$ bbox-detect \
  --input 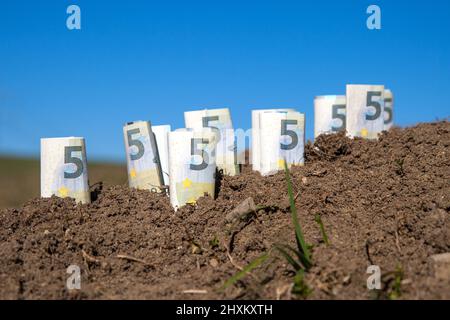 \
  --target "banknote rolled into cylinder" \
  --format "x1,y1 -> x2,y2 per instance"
346,84 -> 385,139
40,137 -> 90,204
184,108 -> 239,176
152,125 -> 171,187
168,128 -> 218,210
251,108 -> 293,172
384,89 -> 394,131
259,110 -> 305,176
314,95 -> 346,138
123,121 -> 163,192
